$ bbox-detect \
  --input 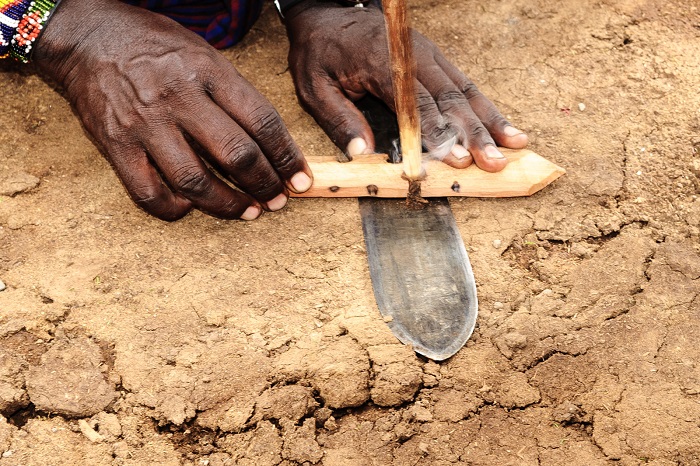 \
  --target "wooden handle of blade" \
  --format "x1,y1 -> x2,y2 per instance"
381,0 -> 423,181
